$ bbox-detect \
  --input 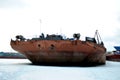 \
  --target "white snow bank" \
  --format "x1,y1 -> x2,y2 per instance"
0,59 -> 120,80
